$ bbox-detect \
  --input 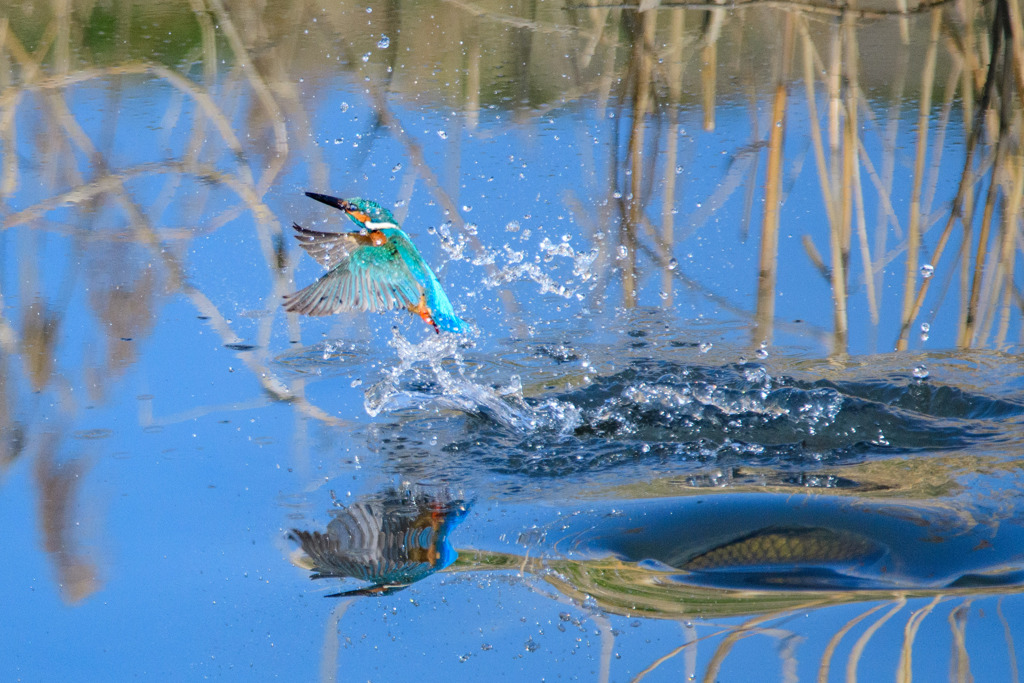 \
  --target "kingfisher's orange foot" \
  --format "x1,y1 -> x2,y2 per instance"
409,296 -> 441,334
